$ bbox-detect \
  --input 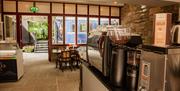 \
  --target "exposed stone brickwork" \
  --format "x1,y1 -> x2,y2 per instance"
121,4 -> 179,44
